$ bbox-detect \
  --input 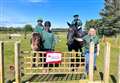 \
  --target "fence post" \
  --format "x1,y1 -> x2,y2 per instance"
89,42 -> 94,81
0,41 -> 4,83
15,42 -> 21,83
118,55 -> 120,83
104,42 -> 110,83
